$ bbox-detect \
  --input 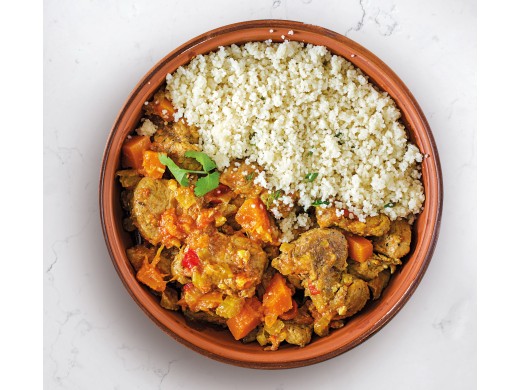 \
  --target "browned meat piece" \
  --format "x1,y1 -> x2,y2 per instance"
126,244 -> 176,277
131,177 -> 176,246
219,160 -> 266,197
283,323 -> 313,347
151,119 -> 201,171
171,231 -> 268,298
160,286 -> 179,310
311,273 -> 369,335
316,207 -> 391,237
273,228 -> 371,336
116,169 -> 142,189
256,321 -> 313,350
348,253 -> 401,281
367,269 -> 391,300
183,308 -> 227,327
272,228 -> 348,311
373,219 -> 412,259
